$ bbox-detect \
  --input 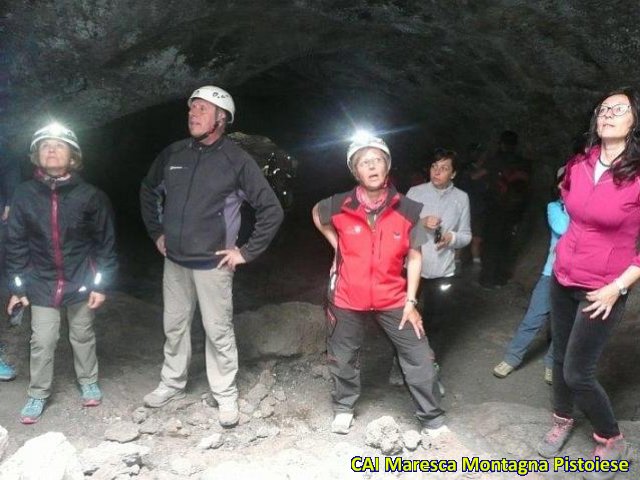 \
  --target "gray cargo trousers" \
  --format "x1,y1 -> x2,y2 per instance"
327,305 -> 445,428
